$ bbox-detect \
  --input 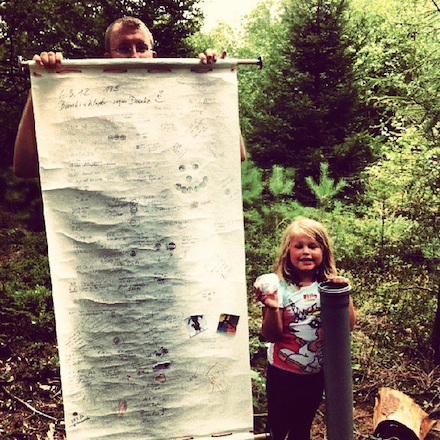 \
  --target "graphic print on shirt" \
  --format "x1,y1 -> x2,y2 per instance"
276,300 -> 322,374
